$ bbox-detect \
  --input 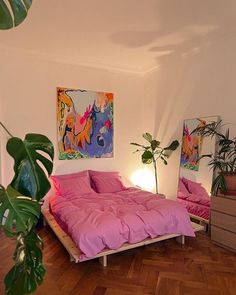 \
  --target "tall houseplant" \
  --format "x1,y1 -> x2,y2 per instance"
192,120 -> 236,195
0,122 -> 54,295
131,133 -> 179,194
0,2 -> 54,294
